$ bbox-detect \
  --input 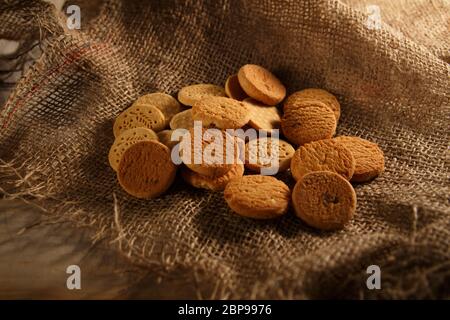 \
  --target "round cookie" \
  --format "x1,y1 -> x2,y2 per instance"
237,64 -> 286,105
181,163 -> 244,191
245,137 -> 295,174
281,101 -> 336,146
192,96 -> 250,129
180,127 -> 240,177
243,98 -> 281,133
224,175 -> 290,219
225,74 -> 248,101
108,127 -> 158,171
113,104 -> 165,138
333,136 -> 385,182
132,92 -> 181,126
169,109 -> 194,130
292,171 -> 356,230
117,140 -> 177,199
157,129 -> 179,150
290,139 -> 355,181
178,84 -> 226,107
284,88 -> 341,120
